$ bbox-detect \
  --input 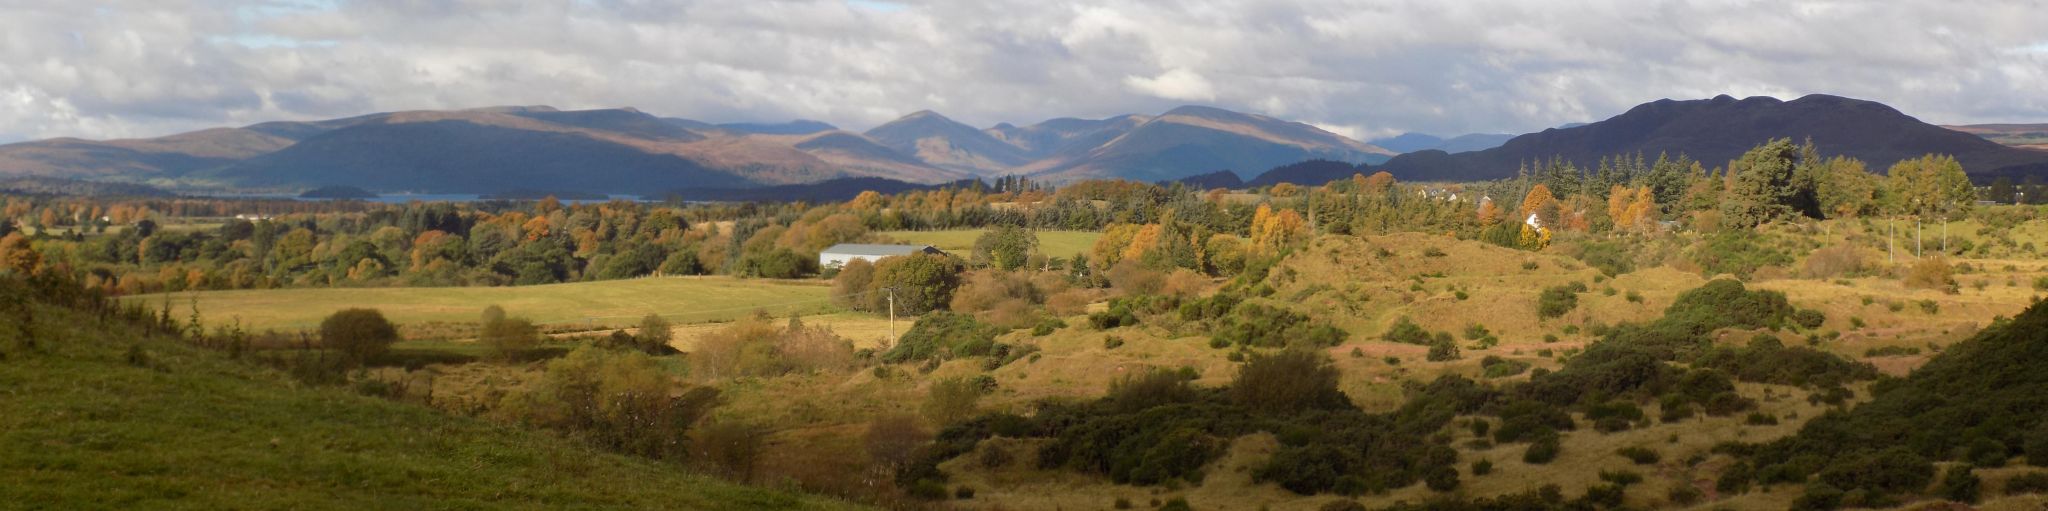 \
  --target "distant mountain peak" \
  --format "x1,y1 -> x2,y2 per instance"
1160,104 -> 1248,120
717,119 -> 838,135
465,105 -> 560,114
